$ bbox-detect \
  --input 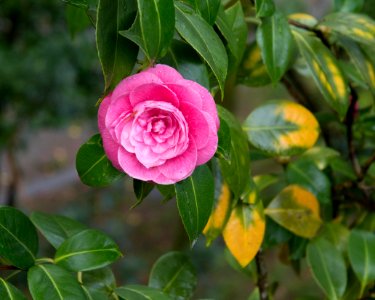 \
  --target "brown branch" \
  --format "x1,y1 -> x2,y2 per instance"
0,265 -> 20,271
255,250 -> 269,300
